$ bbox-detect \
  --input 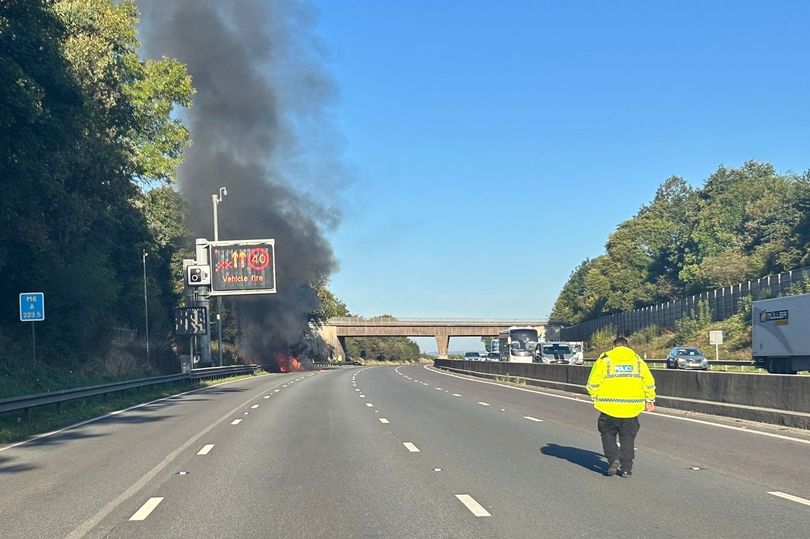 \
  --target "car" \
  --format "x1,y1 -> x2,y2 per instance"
487,351 -> 500,361
464,351 -> 481,361
666,347 -> 709,370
